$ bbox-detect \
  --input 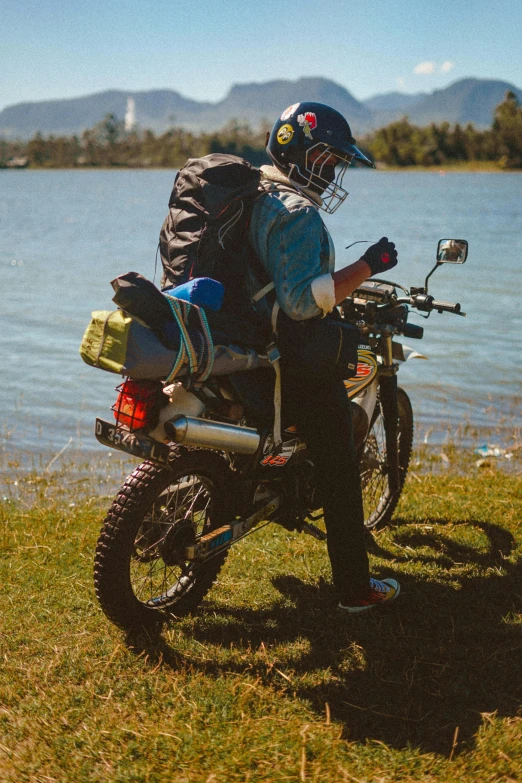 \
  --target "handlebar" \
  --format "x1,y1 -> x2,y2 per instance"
396,293 -> 466,316
431,299 -> 463,314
